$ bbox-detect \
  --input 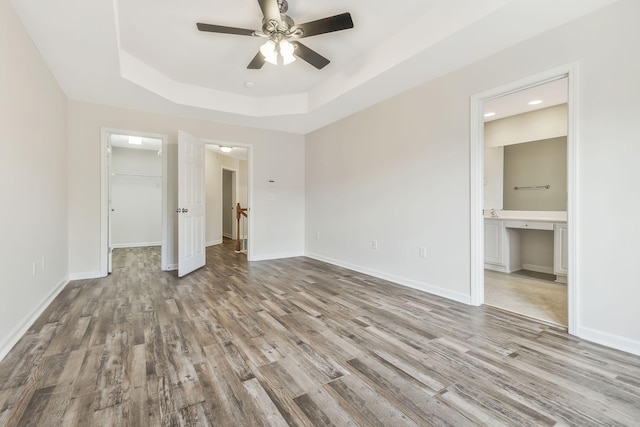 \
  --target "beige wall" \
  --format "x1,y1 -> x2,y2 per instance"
68,101 -> 305,275
485,104 -> 568,148
0,0 -> 68,358
306,0 -> 640,353
503,137 -> 567,211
